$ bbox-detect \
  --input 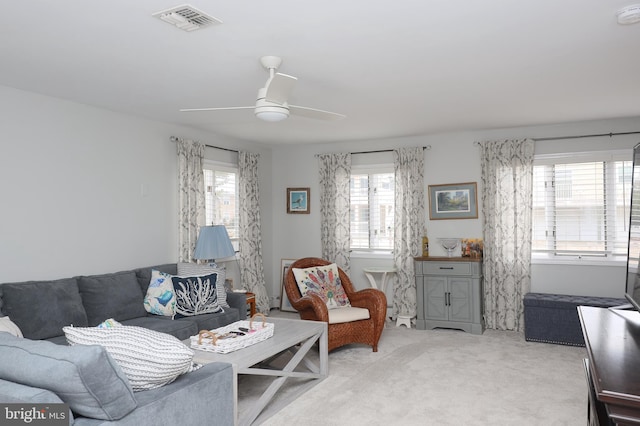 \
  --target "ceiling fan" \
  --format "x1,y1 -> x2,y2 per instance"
180,56 -> 345,122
